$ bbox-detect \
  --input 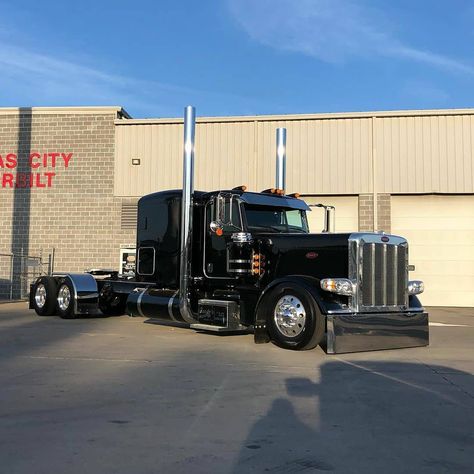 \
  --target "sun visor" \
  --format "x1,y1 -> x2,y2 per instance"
240,192 -> 310,211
